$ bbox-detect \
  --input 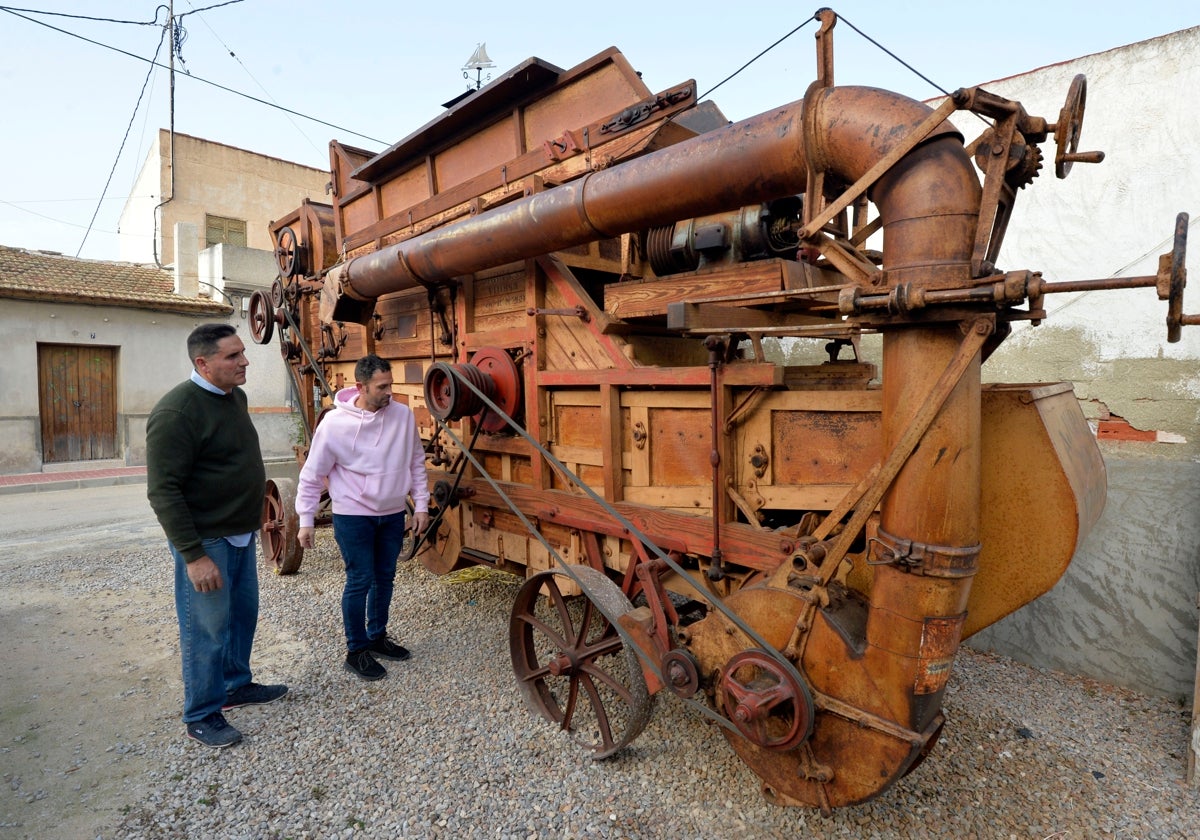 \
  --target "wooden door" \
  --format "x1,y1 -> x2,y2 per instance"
37,344 -> 118,463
